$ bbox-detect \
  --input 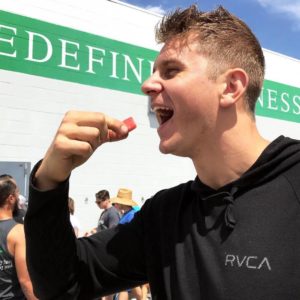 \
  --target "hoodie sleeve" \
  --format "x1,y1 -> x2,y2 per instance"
24,162 -> 147,300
